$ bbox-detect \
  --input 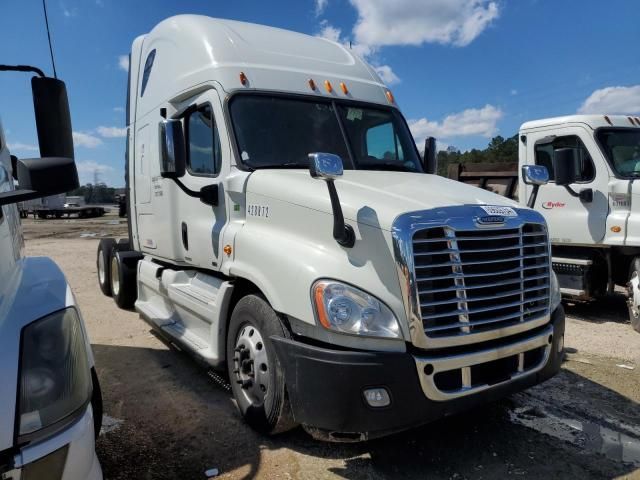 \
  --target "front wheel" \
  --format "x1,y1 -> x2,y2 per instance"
226,295 -> 297,434
628,258 -> 640,333
97,238 -> 117,296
